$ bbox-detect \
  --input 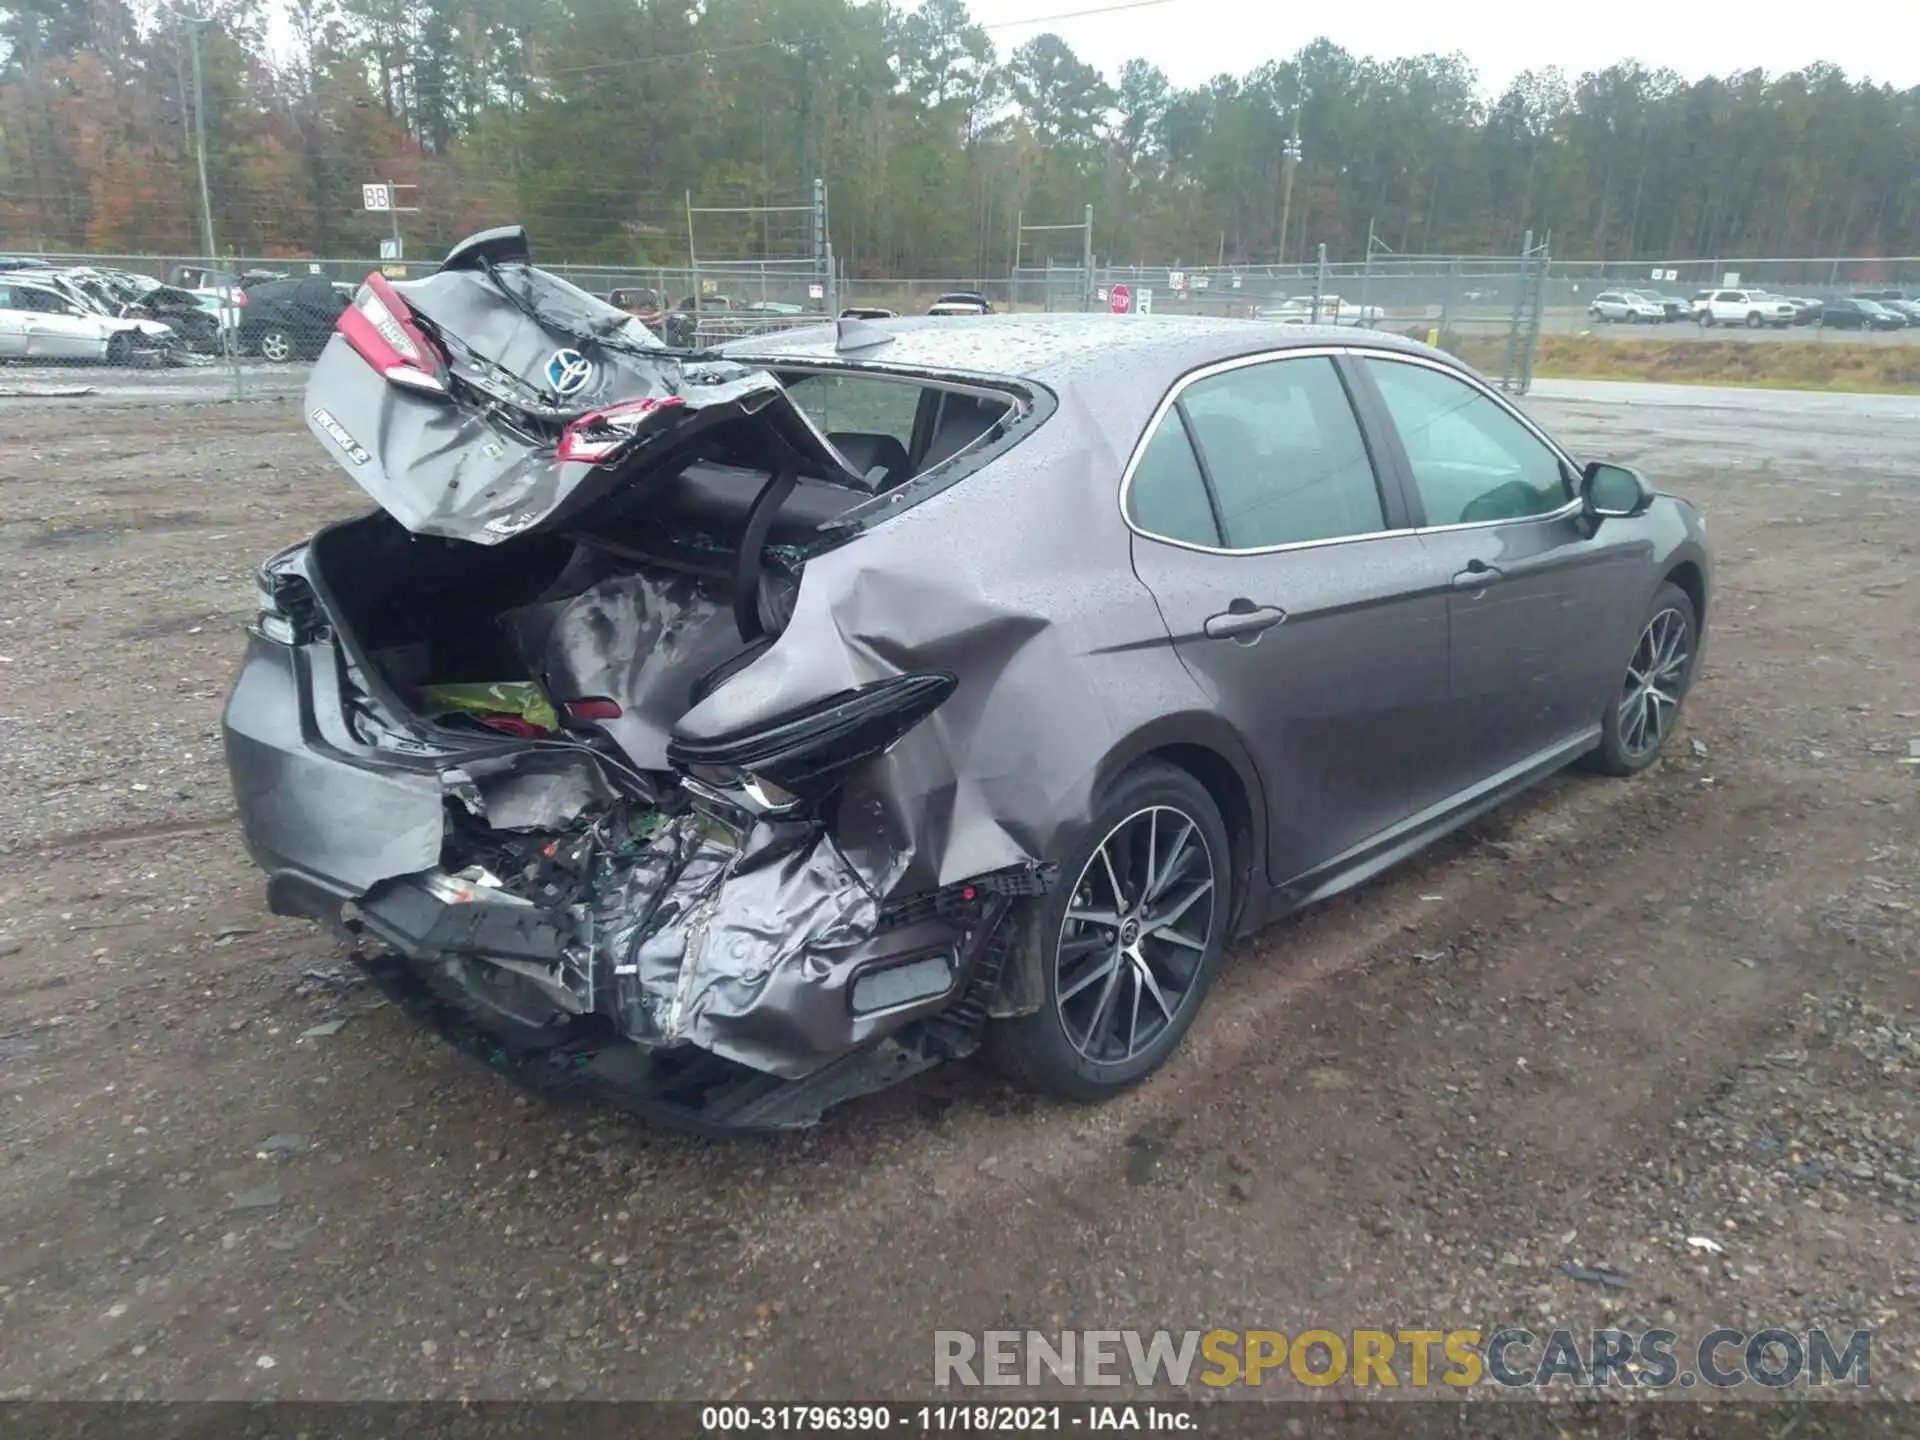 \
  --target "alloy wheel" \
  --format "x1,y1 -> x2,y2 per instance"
1619,607 -> 1691,758
260,330 -> 293,363
1055,805 -> 1217,1064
